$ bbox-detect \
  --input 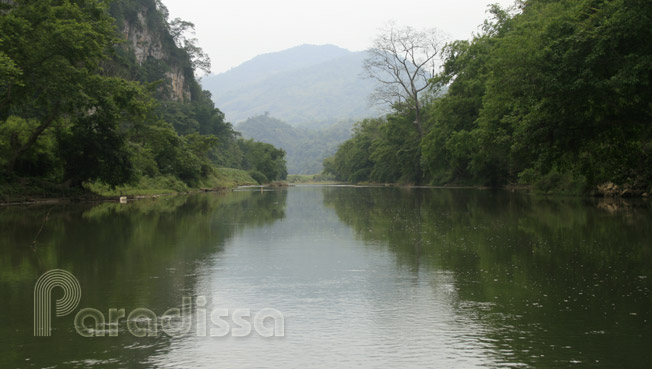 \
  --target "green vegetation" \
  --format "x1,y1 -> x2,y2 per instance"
208,167 -> 258,188
0,176 -> 96,203
324,0 -> 652,195
85,175 -> 188,196
237,113 -> 352,174
85,168 -> 256,196
0,0 -> 286,200
237,138 -> 287,183
287,173 -> 336,184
